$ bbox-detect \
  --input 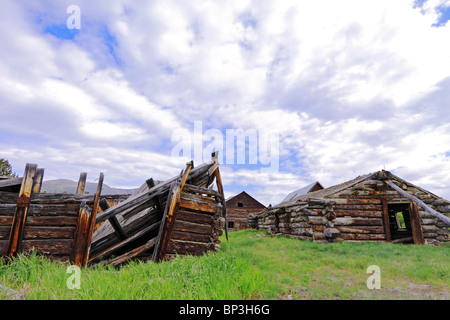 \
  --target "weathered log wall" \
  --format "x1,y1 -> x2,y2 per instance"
253,174 -> 449,245
255,199 -> 340,243
0,191 -> 127,261
330,178 -> 449,245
